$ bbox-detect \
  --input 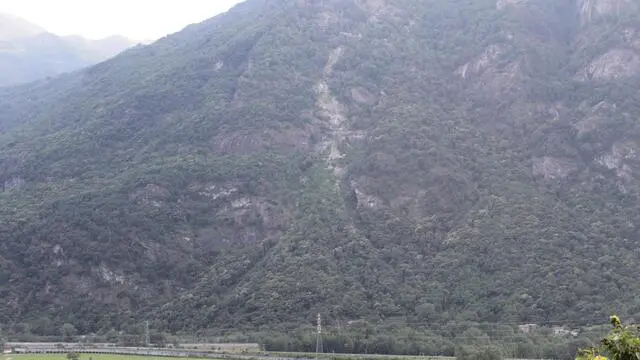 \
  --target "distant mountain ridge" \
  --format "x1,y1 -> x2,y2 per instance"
0,13 -> 46,40
0,12 -> 139,86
